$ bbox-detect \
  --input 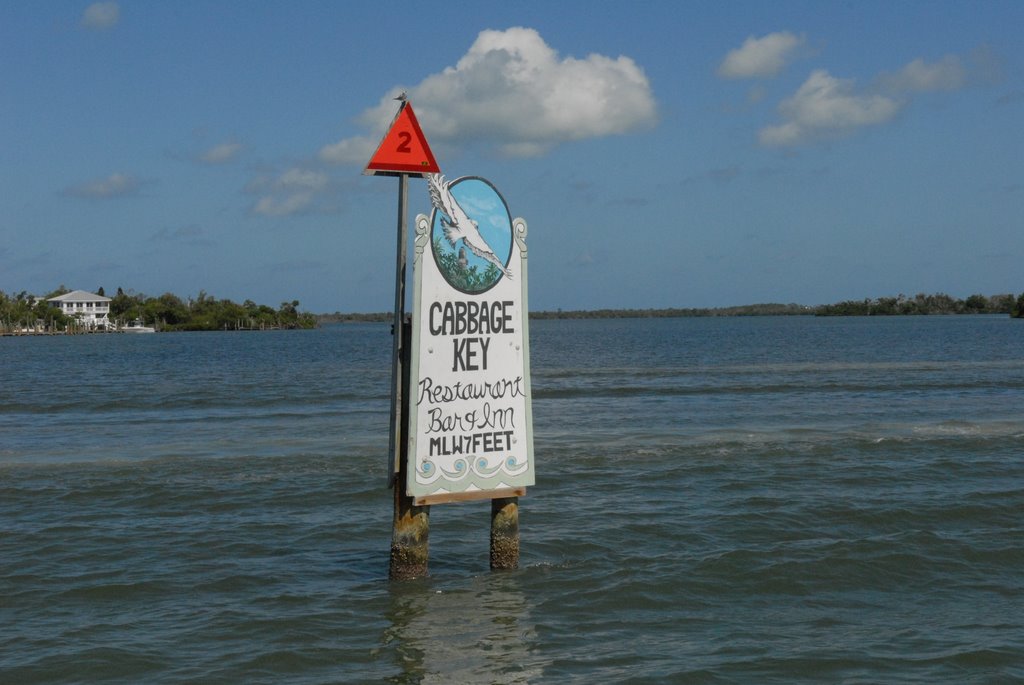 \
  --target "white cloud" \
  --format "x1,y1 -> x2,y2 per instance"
64,172 -> 142,198
253,194 -> 313,217
320,27 -> 657,161
278,168 -> 328,191
81,2 -> 119,30
718,32 -> 806,79
200,142 -> 243,164
249,168 -> 329,216
318,136 -> 377,165
759,69 -> 901,146
878,55 -> 967,93
758,51 -> 980,147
